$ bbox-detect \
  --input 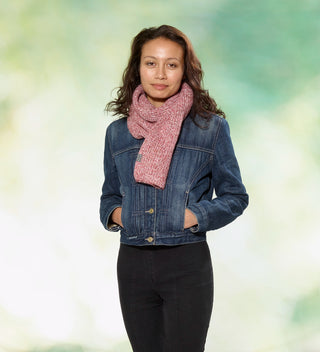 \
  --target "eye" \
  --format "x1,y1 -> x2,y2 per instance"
168,63 -> 177,69
146,61 -> 155,66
